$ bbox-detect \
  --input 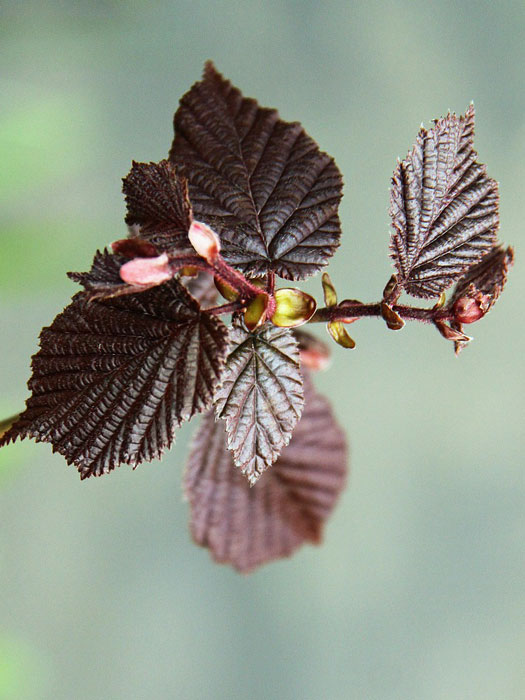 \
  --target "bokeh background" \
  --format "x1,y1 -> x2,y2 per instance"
1,1 -> 524,698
